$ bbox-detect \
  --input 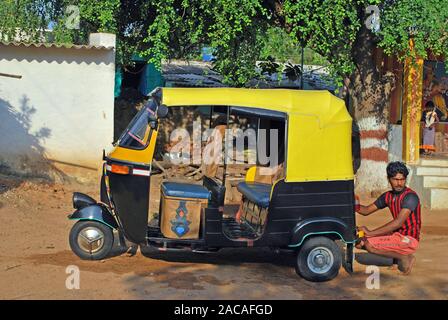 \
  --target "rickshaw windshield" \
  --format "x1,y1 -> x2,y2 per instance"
118,99 -> 157,149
